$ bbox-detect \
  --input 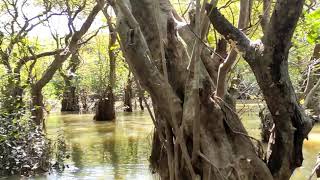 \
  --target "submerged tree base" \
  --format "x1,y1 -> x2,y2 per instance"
94,90 -> 115,121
